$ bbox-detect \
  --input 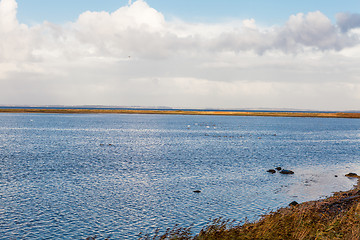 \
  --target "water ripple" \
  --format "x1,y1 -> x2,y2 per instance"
1,114 -> 360,239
